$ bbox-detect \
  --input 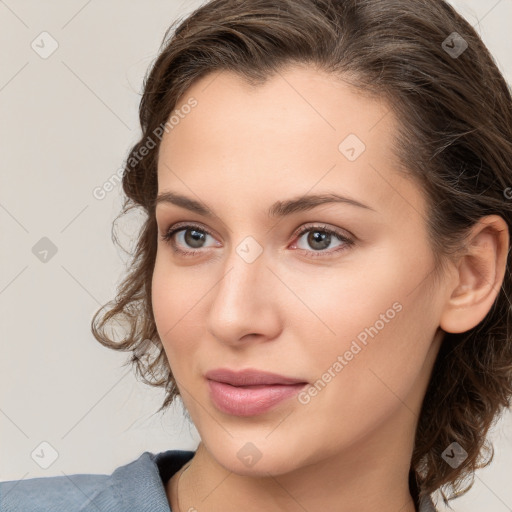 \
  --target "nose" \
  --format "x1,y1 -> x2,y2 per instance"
206,243 -> 282,346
